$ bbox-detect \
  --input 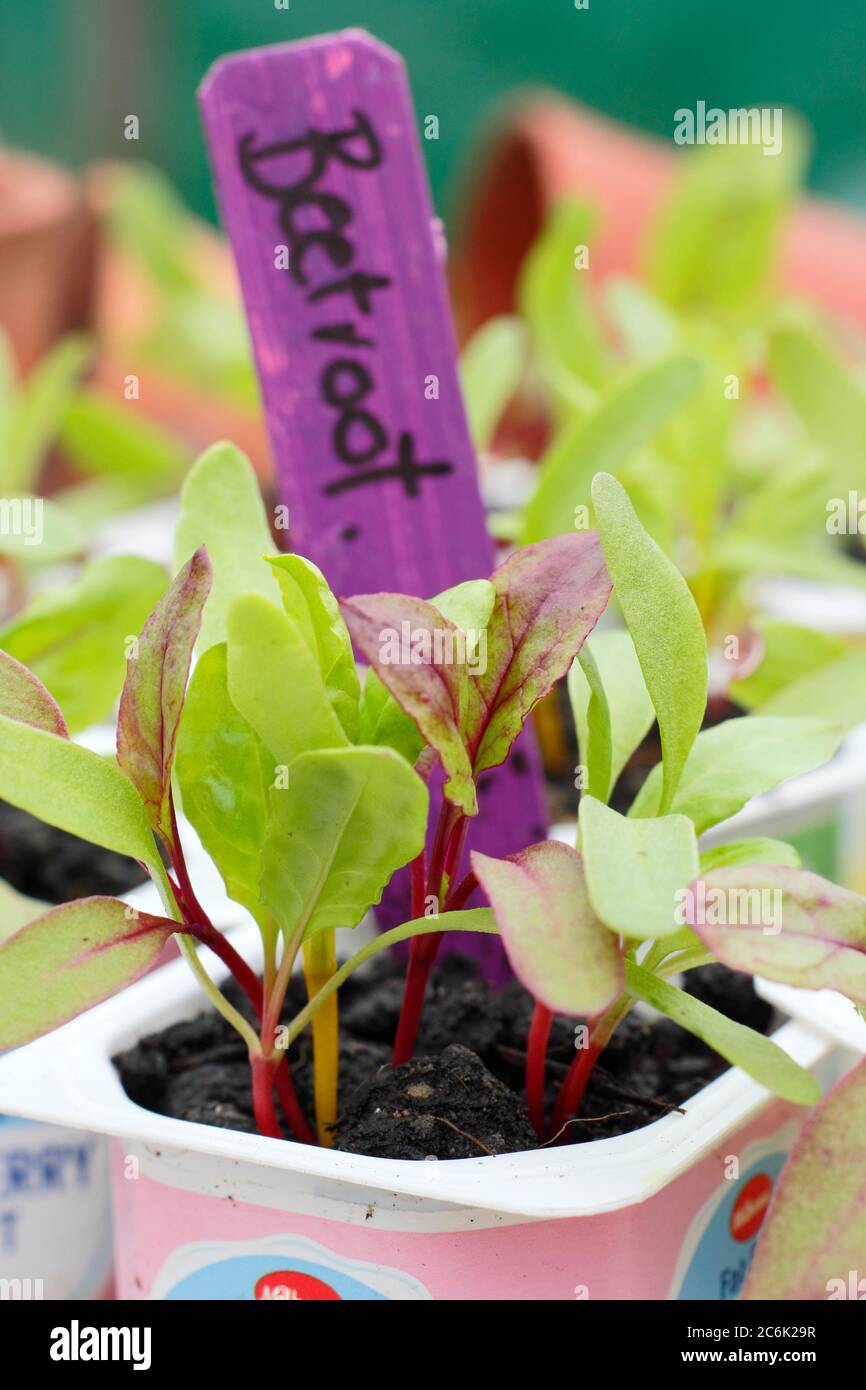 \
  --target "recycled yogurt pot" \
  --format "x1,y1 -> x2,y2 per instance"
0,920 -> 855,1302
